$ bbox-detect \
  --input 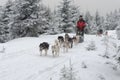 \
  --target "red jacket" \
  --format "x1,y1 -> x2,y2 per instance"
77,20 -> 86,31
